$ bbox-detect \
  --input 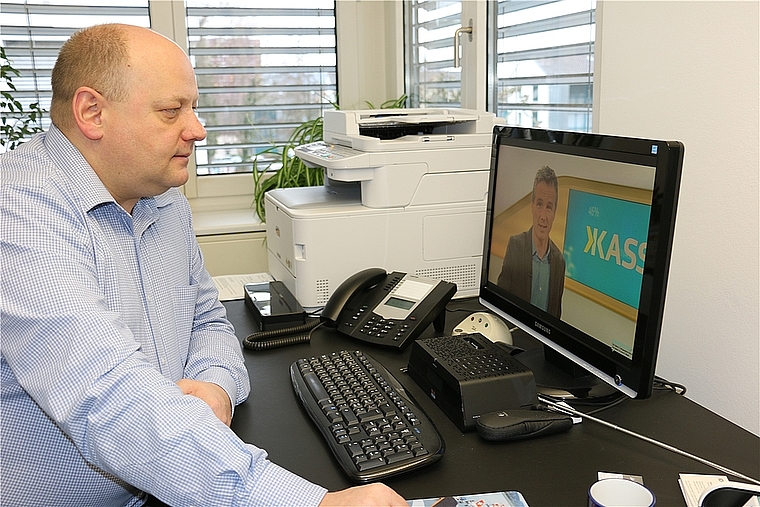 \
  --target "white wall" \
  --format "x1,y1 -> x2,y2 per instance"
336,1 -> 404,110
594,1 -> 759,435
